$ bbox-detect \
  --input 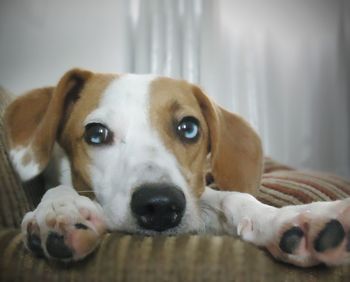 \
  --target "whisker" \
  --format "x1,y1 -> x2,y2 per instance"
77,190 -> 95,195
200,202 -> 225,215
196,216 -> 206,232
